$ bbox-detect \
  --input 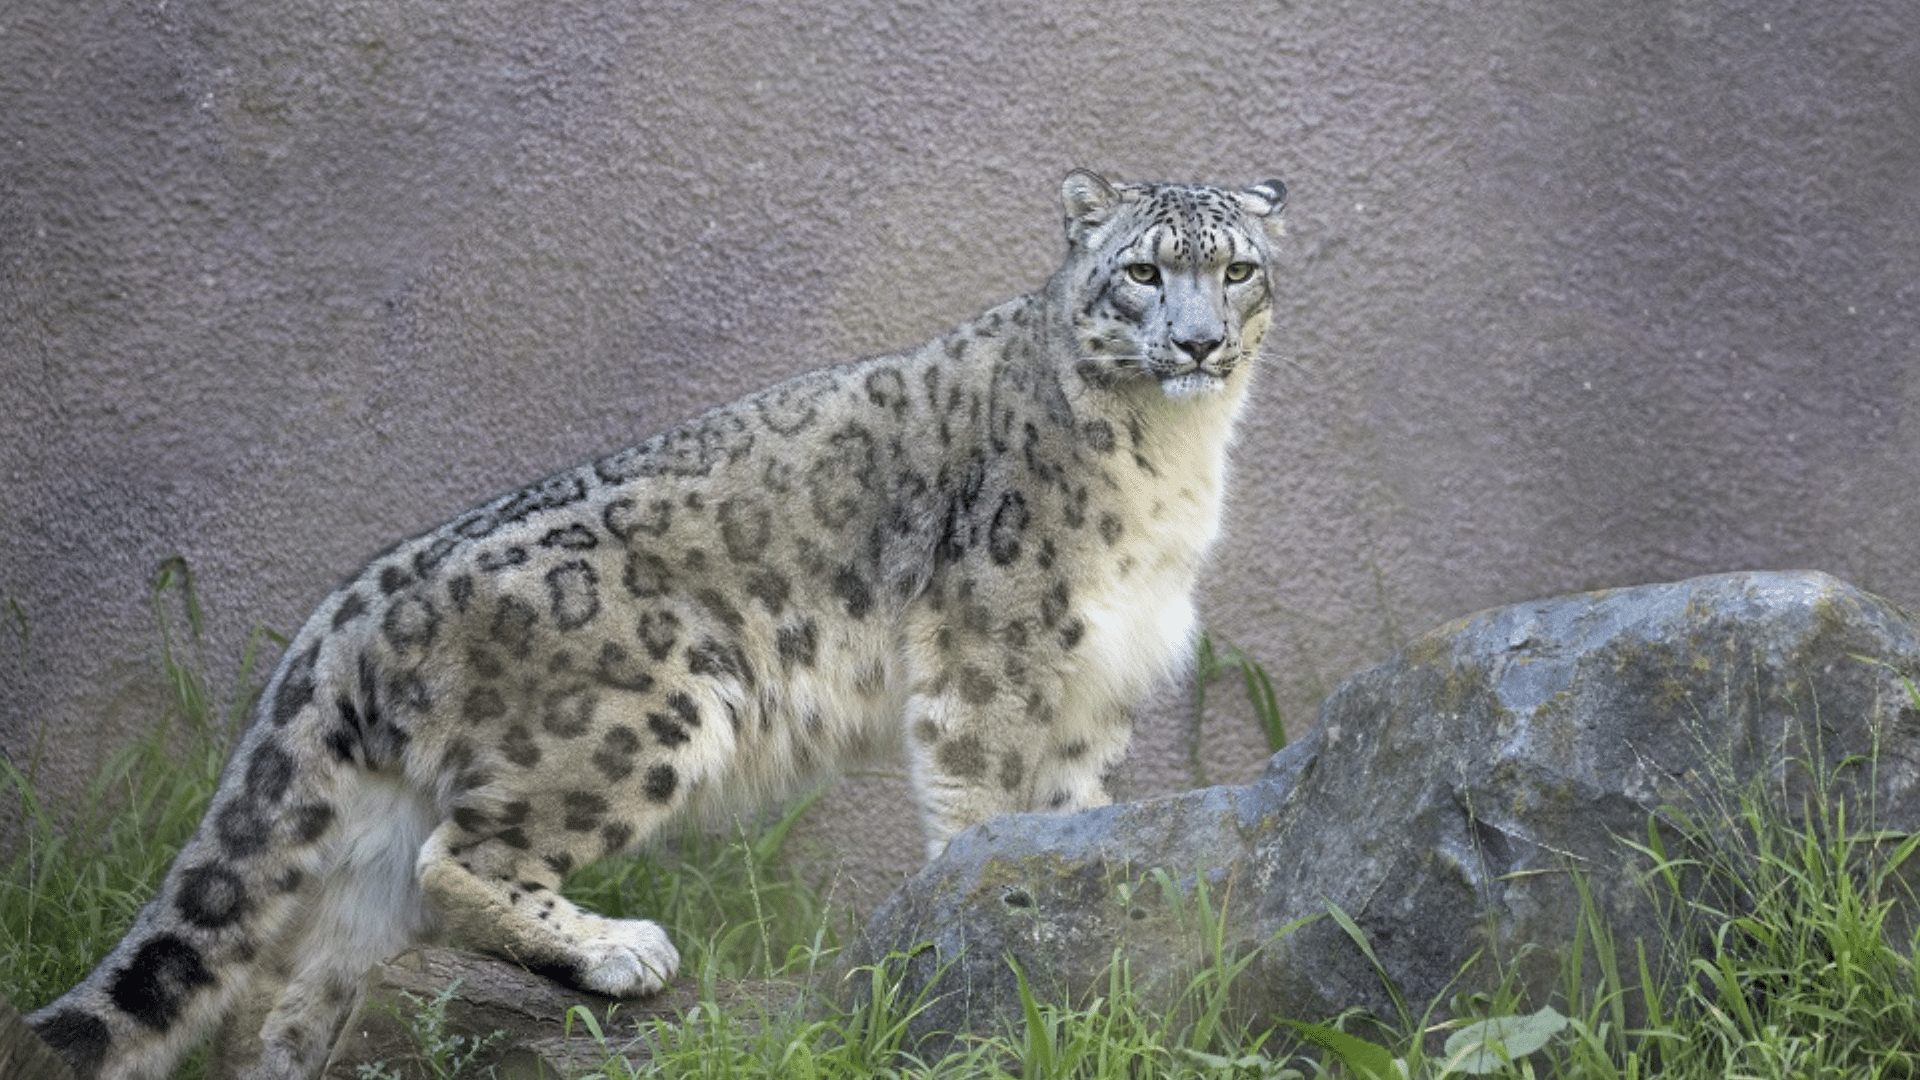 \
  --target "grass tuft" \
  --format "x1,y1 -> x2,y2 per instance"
2,560 -> 253,1013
